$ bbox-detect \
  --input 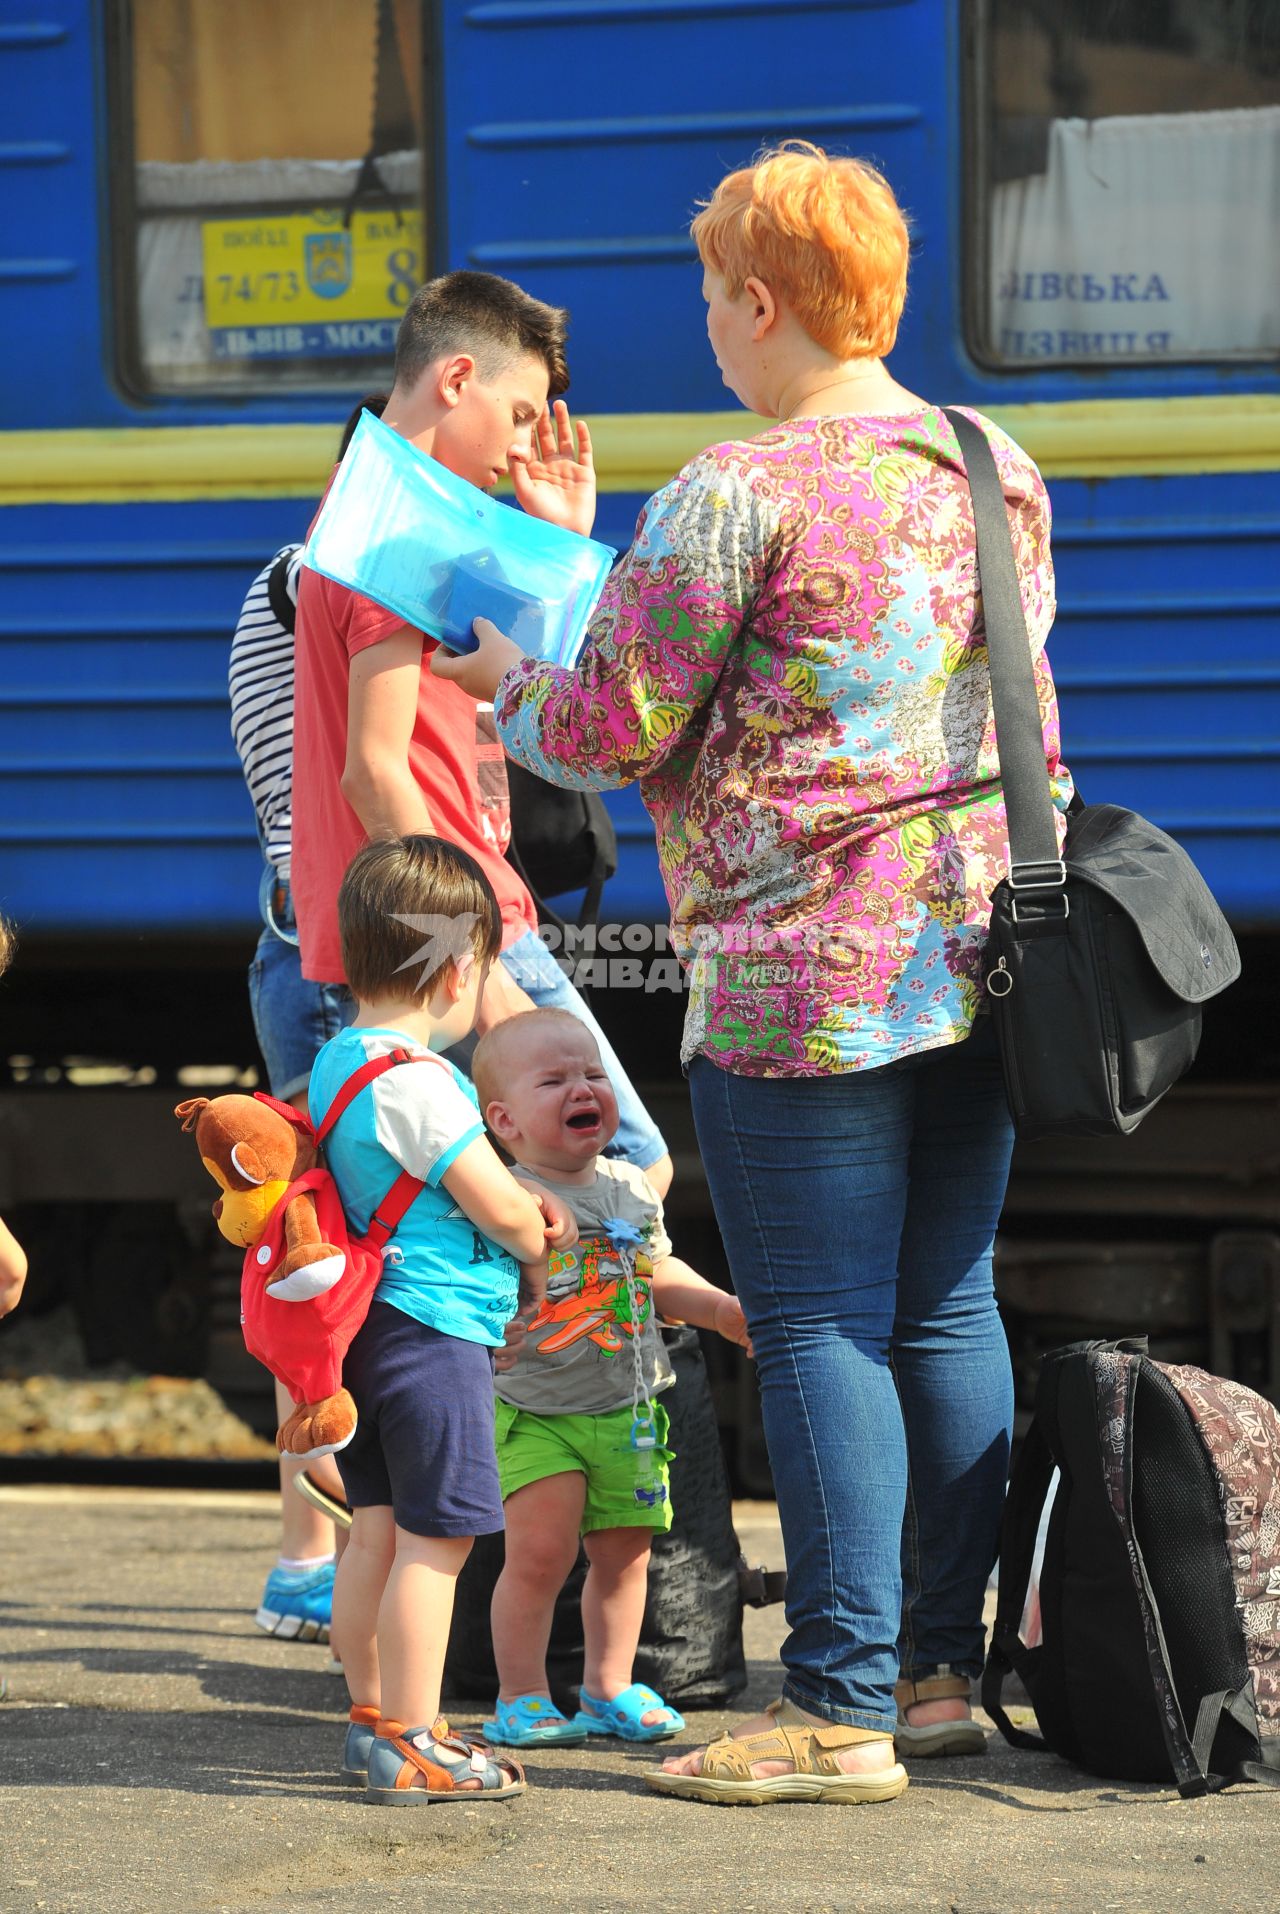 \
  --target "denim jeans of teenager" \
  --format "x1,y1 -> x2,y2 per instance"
247,869 -> 352,1102
689,1019 -> 1015,1731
